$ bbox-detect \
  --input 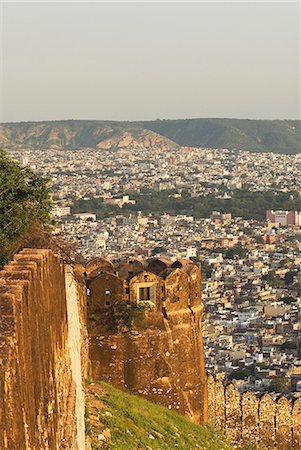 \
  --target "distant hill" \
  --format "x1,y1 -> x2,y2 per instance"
0,120 -> 178,151
143,118 -> 301,154
1,118 -> 300,153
